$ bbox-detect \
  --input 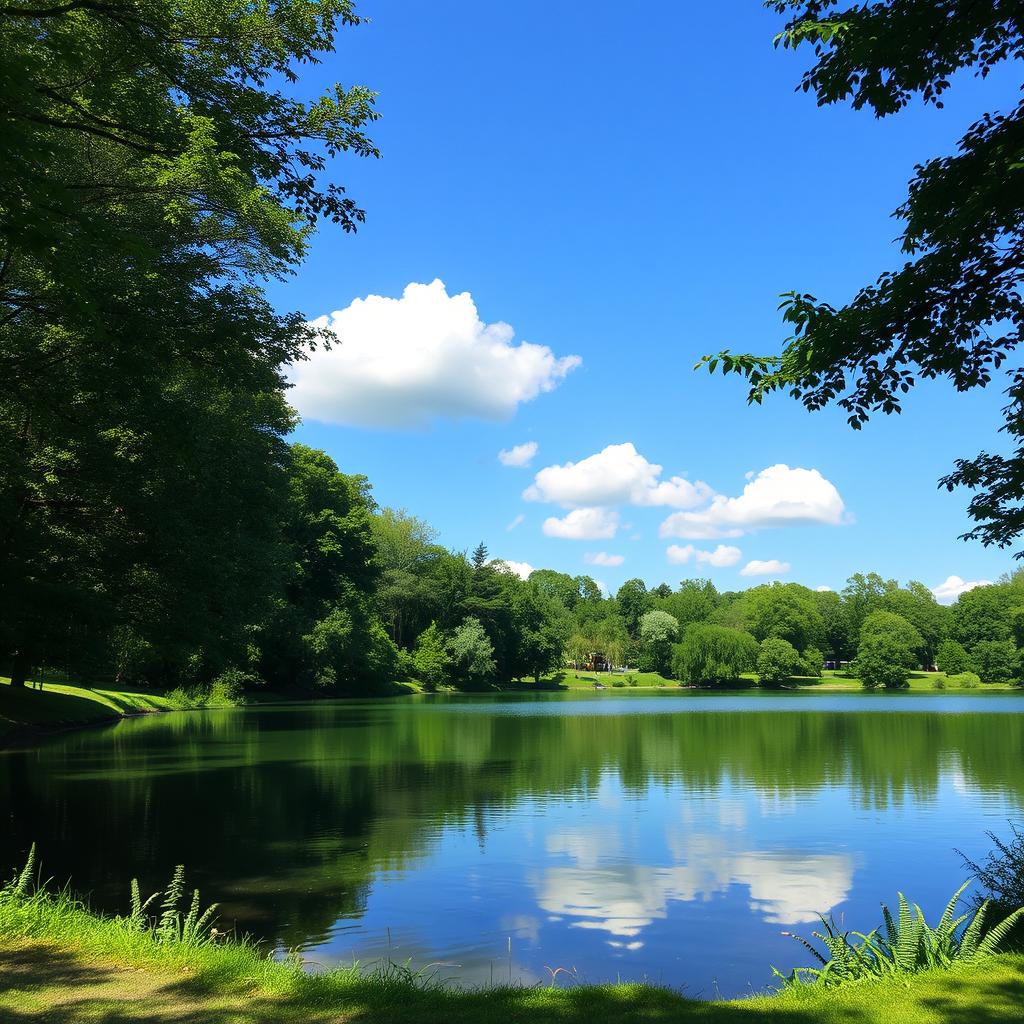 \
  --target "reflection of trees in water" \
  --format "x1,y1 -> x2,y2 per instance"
1,704 -> 1021,948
